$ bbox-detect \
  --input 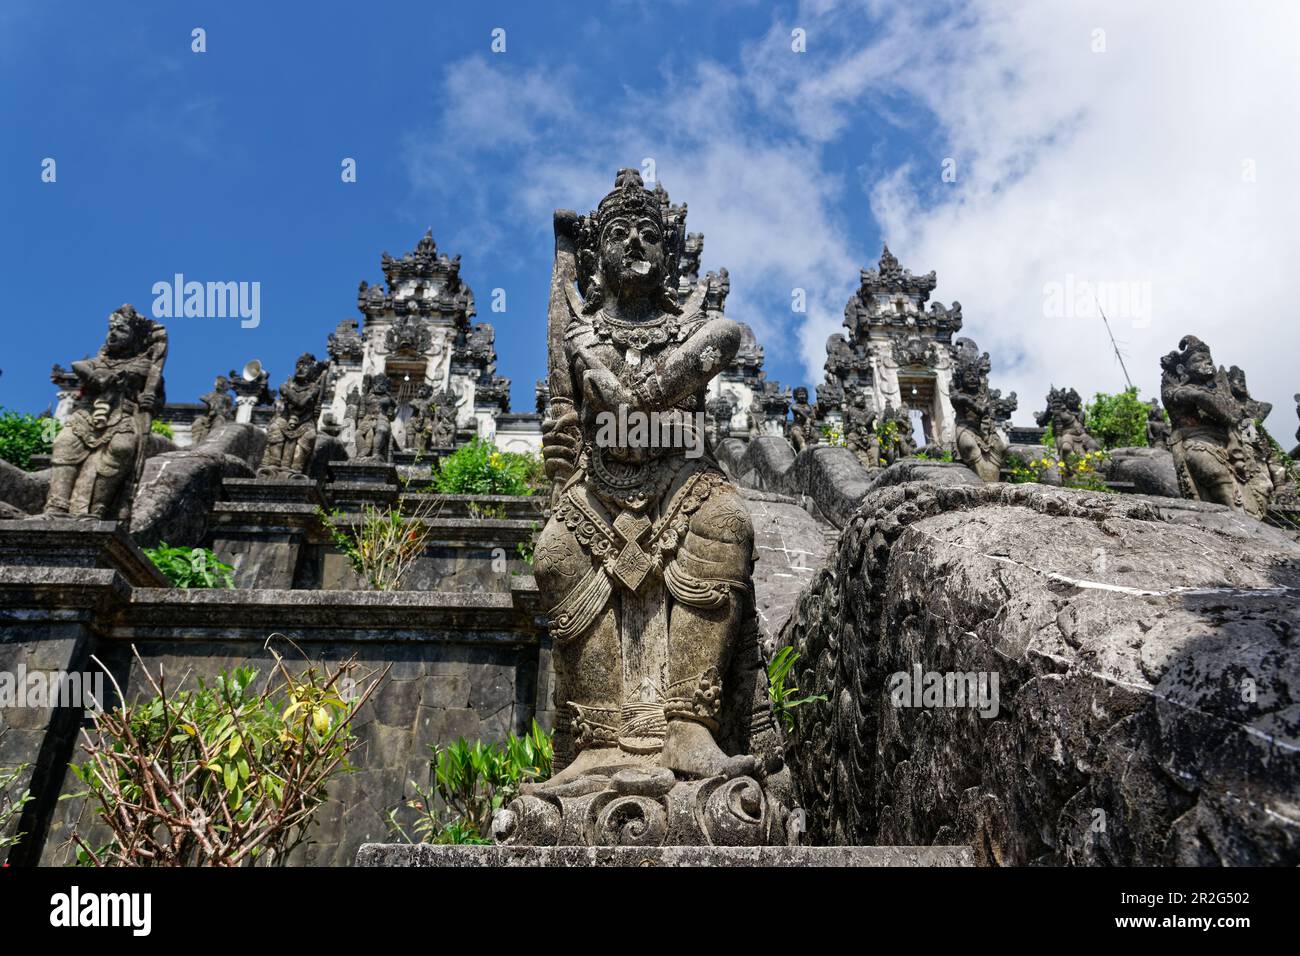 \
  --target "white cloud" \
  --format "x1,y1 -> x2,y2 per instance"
848,0 -> 1300,432
409,1 -> 1300,438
